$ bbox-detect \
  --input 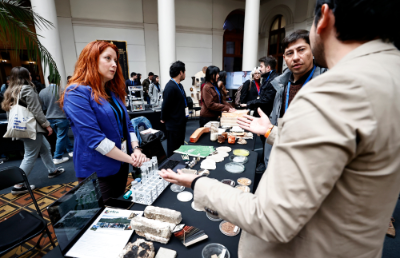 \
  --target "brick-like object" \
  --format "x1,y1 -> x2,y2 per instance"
131,216 -> 172,239
144,206 -> 182,225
